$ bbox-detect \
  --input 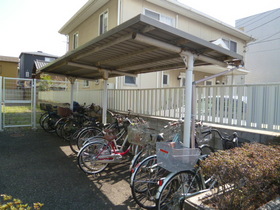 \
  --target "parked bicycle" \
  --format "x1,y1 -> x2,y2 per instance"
155,130 -> 239,209
130,122 -> 238,209
77,114 -> 139,174
155,154 -> 213,209
69,109 -> 116,154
